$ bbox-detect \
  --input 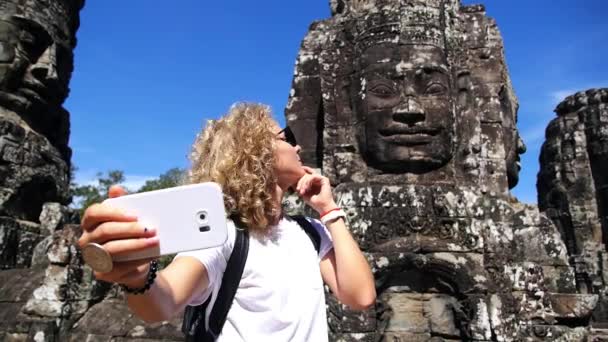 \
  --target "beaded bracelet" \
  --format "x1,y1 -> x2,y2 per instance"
121,259 -> 158,295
